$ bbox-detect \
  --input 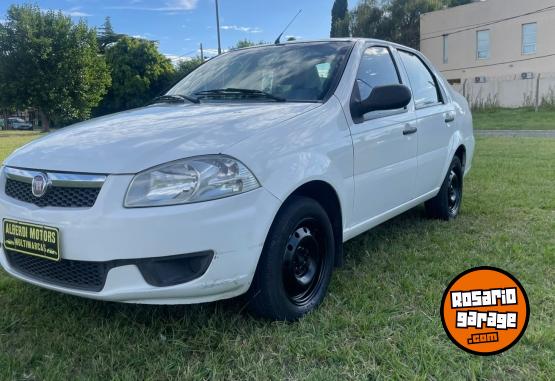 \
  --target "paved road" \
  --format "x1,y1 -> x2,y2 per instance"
476,130 -> 555,138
